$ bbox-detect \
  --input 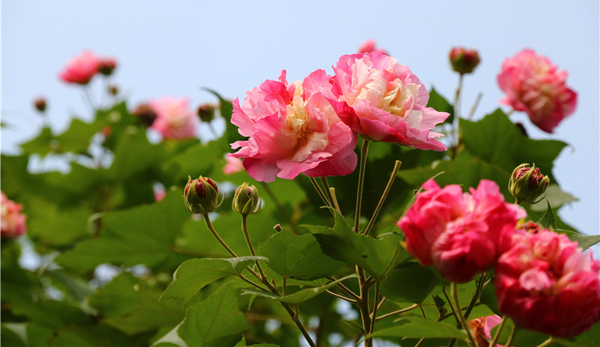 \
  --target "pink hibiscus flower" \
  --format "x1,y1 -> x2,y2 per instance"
1,192 -> 27,238
149,97 -> 197,140
328,52 -> 448,150
229,70 -> 357,182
